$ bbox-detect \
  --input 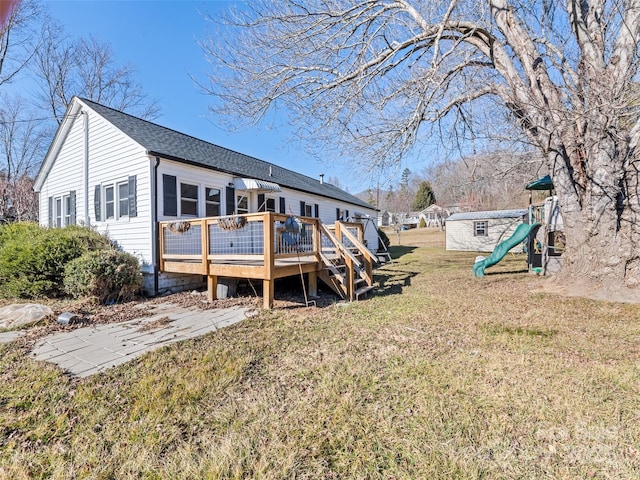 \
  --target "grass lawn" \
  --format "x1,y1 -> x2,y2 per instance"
1,228 -> 639,479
